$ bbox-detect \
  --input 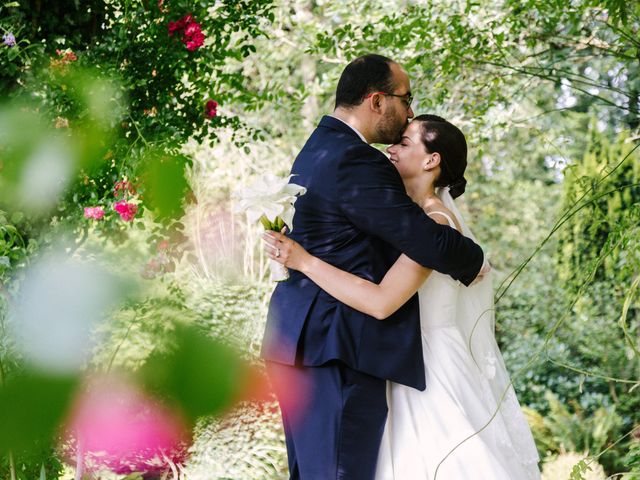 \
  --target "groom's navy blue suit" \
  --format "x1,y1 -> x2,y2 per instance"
262,116 -> 484,480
